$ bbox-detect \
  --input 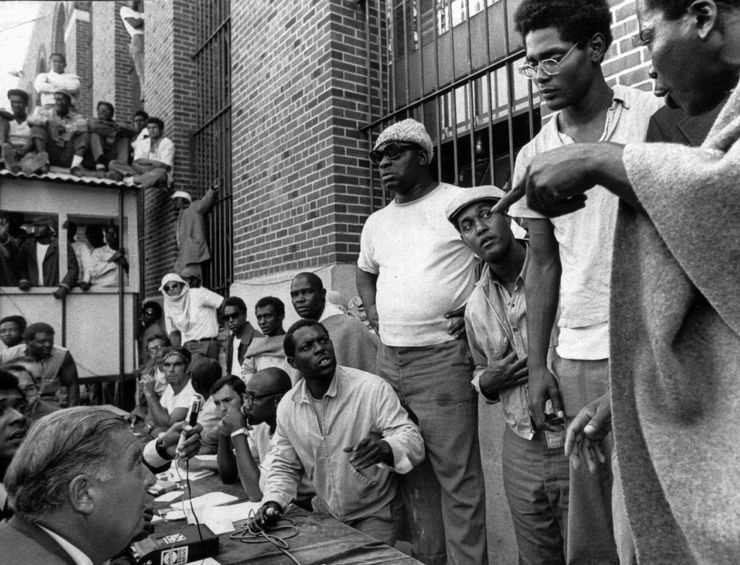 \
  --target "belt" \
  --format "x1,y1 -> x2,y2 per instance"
186,337 -> 219,343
